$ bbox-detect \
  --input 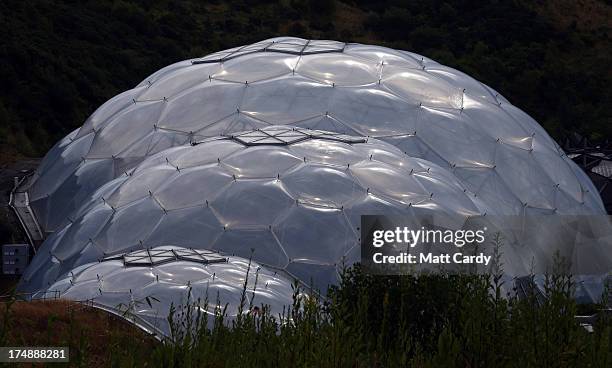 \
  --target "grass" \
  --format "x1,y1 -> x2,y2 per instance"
0,263 -> 610,367
0,299 -> 156,367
